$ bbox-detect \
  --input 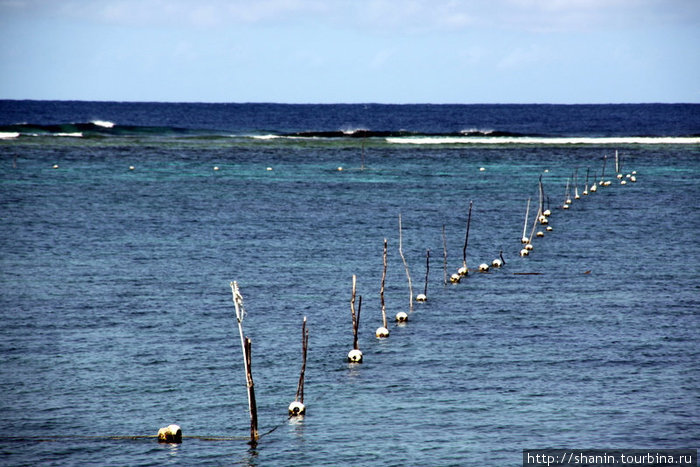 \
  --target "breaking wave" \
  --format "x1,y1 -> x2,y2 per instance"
1,121 -> 697,145
385,136 -> 700,145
